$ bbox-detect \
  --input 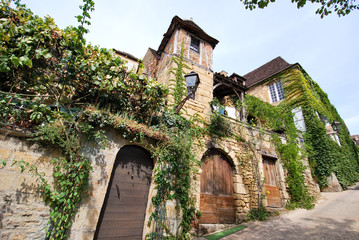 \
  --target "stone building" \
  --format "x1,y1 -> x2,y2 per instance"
113,49 -> 140,72
141,16 -> 305,233
0,16 -> 323,239
244,56 -> 349,193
